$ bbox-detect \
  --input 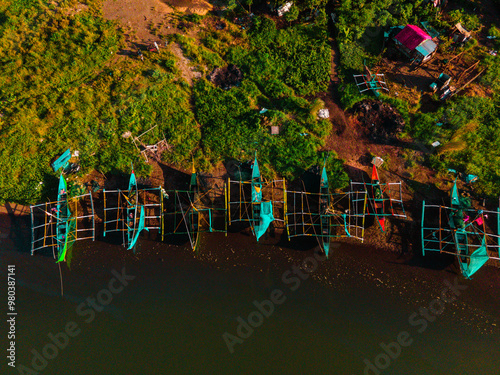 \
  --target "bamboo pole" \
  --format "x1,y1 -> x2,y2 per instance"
103,189 -> 107,236
30,206 -> 35,255
43,202 -> 48,248
439,206 -> 442,252
224,182 -> 228,235
452,69 -> 485,96
421,201 -> 426,256
227,178 -> 231,225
